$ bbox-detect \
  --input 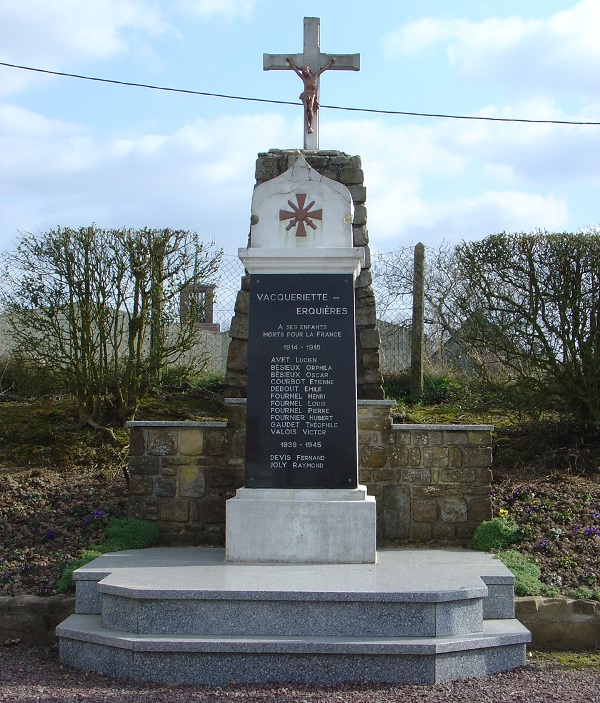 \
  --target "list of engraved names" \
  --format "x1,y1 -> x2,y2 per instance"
245,274 -> 358,489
